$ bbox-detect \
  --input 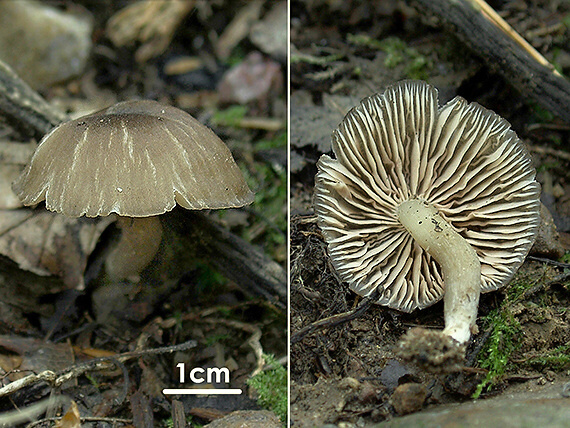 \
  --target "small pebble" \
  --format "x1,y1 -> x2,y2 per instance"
391,383 -> 429,415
